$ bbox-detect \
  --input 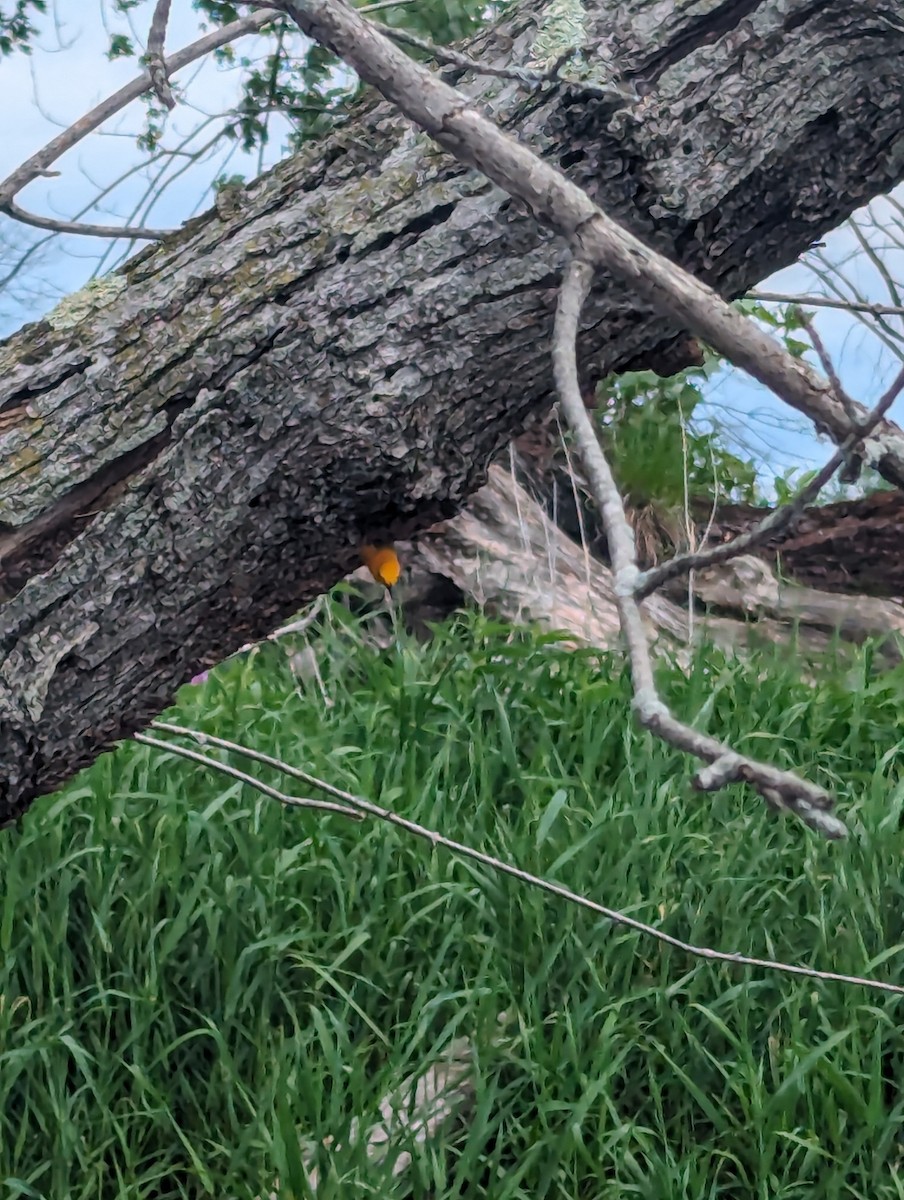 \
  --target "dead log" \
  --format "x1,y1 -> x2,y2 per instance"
694,490 -> 904,599
410,467 -> 904,671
